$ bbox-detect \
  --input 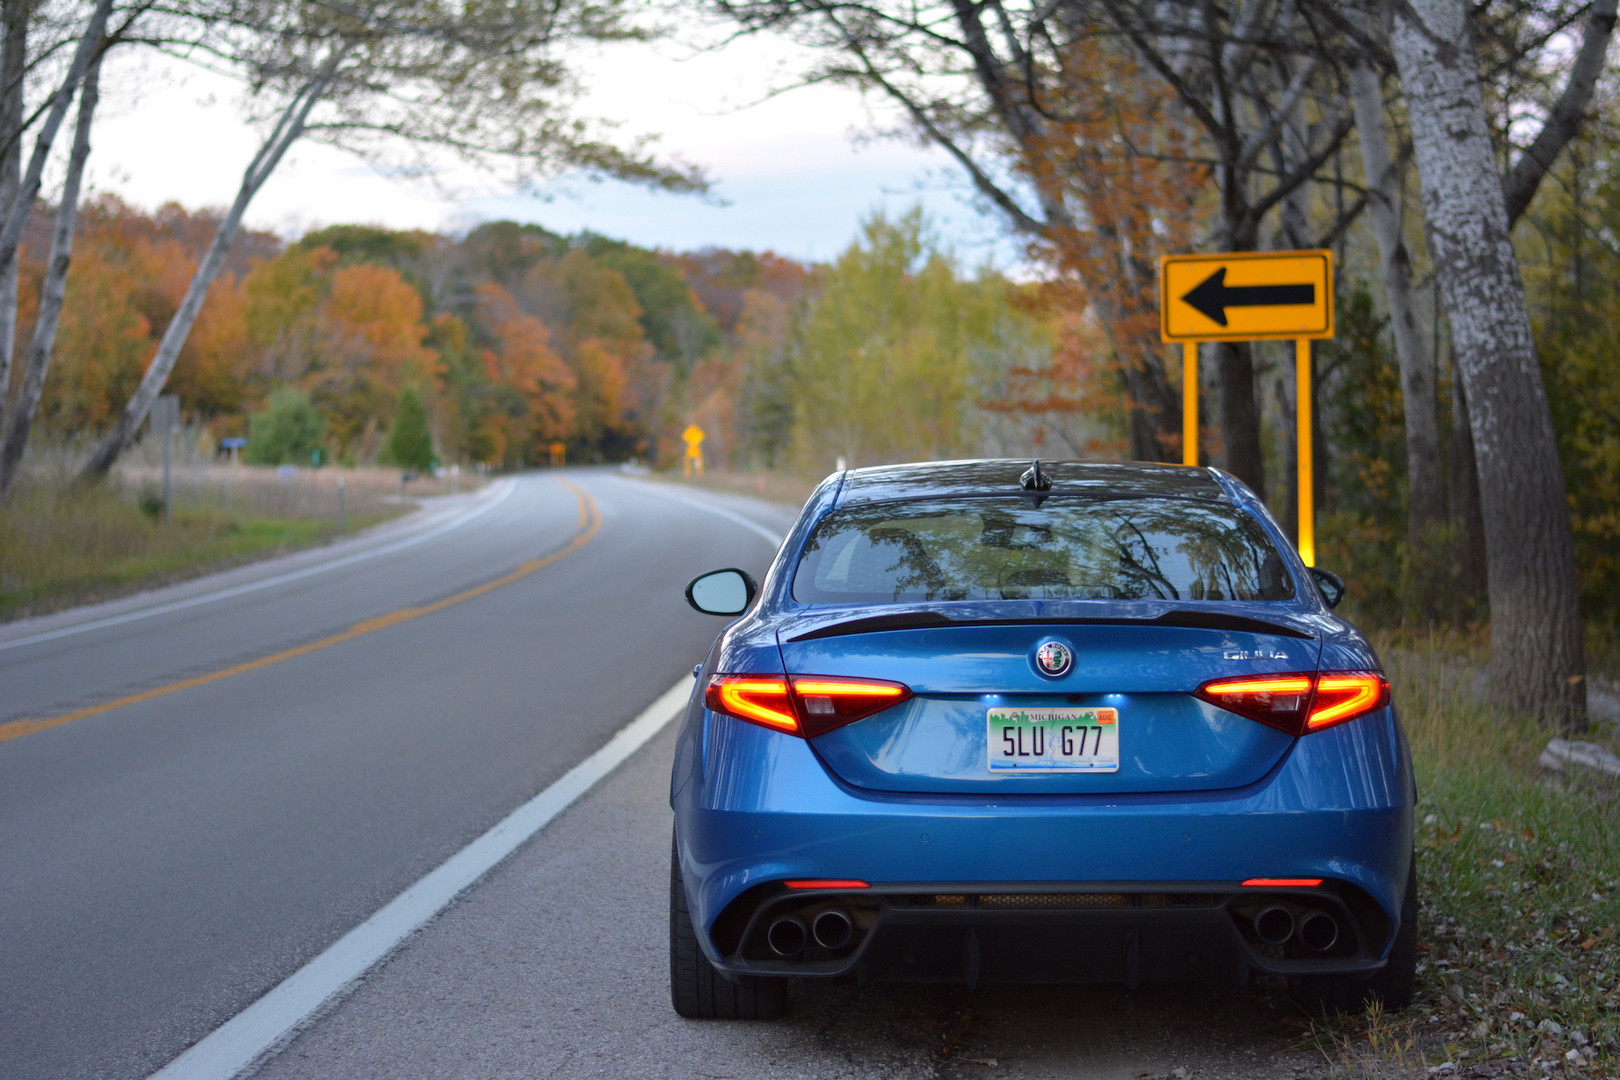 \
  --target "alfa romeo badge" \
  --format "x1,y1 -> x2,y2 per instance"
1034,640 -> 1073,677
